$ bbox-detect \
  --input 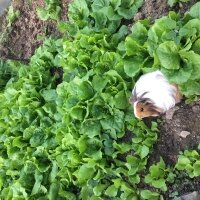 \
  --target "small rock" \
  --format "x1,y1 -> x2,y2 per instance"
178,191 -> 200,200
192,105 -> 200,113
165,106 -> 179,120
179,2 -> 183,9
179,131 -> 191,138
